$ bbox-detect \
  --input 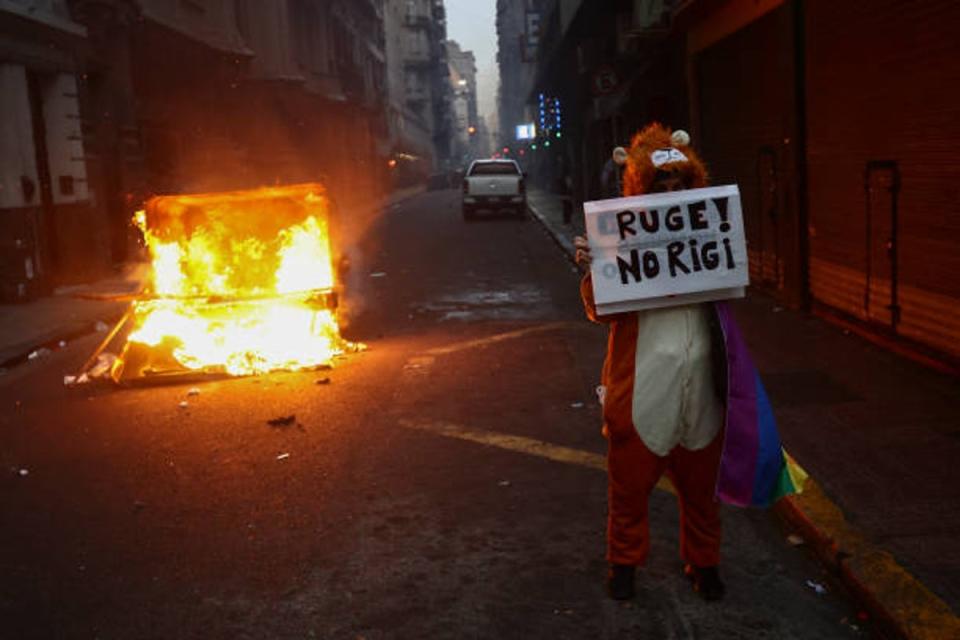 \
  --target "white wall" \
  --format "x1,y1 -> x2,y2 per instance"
41,73 -> 89,204
0,64 -> 39,209
0,67 -> 91,208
